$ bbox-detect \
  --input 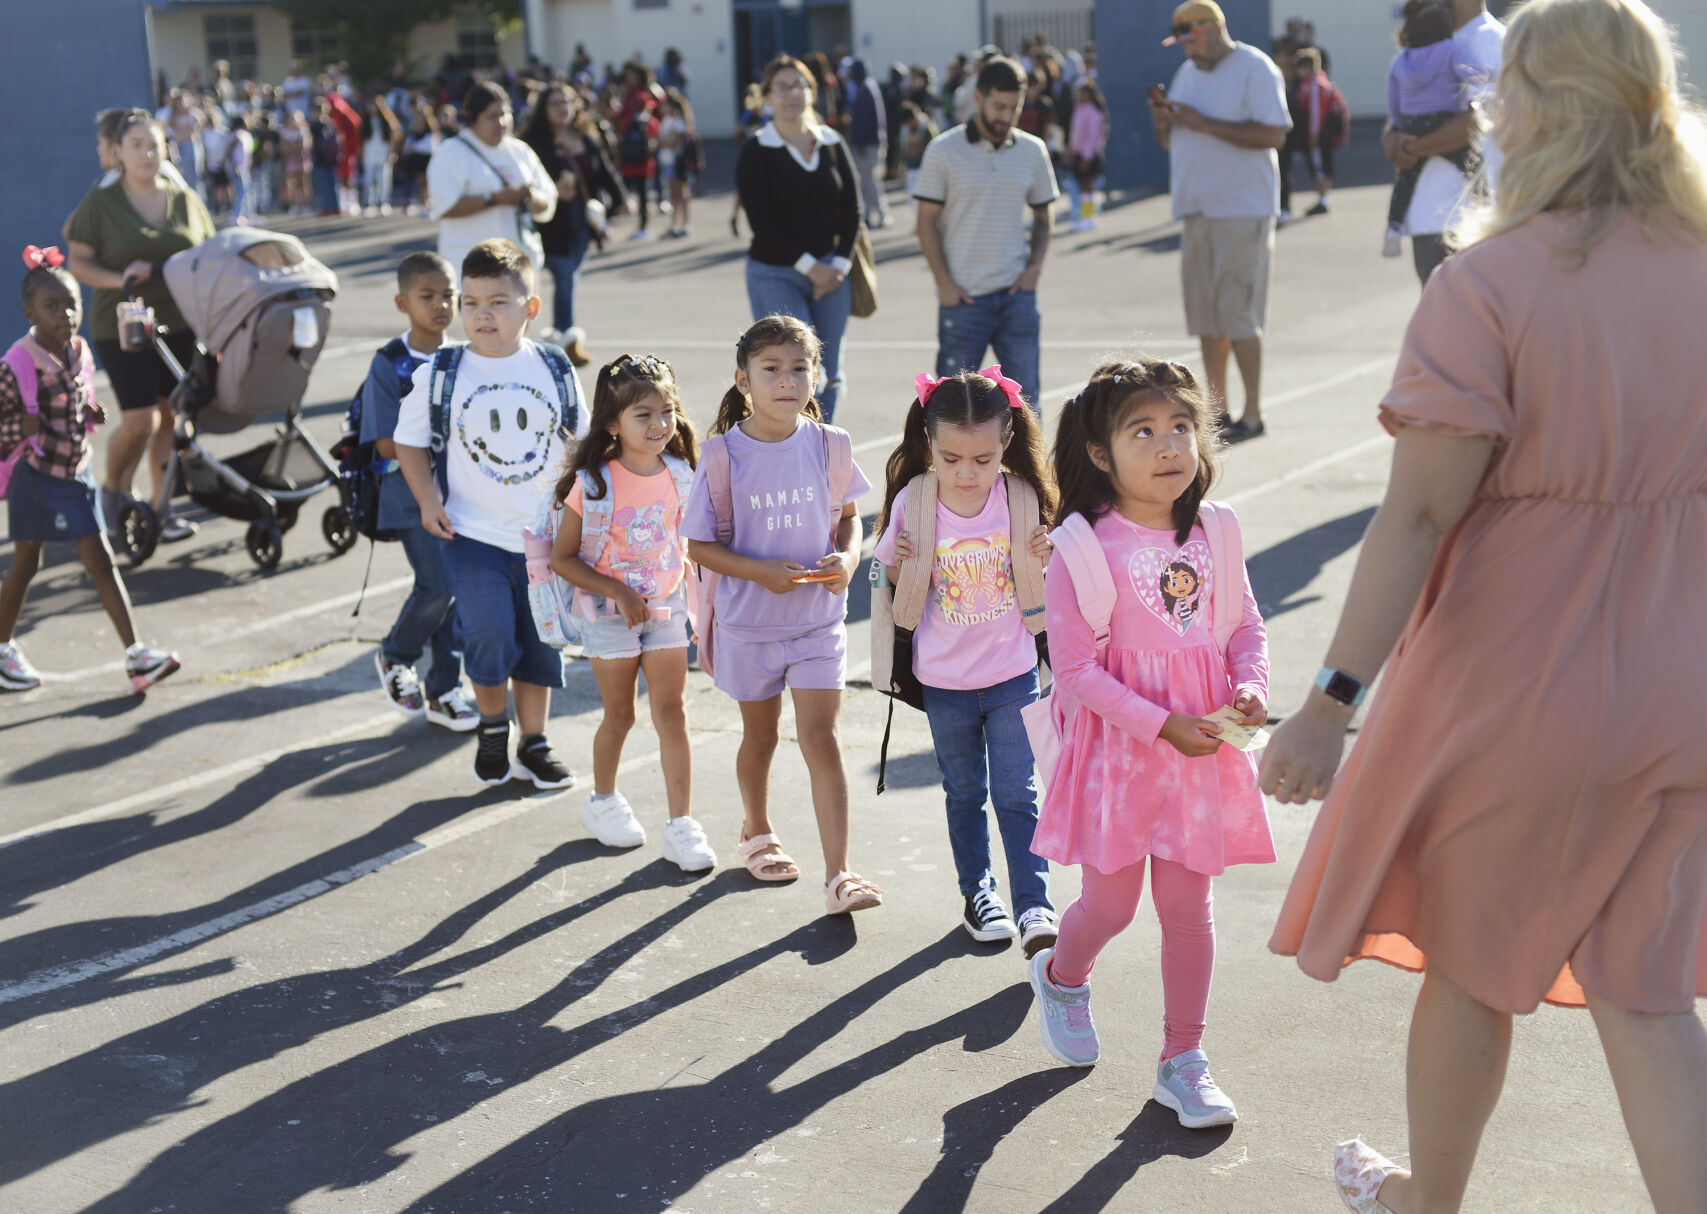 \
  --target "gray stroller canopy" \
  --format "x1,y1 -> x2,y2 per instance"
163,228 -> 338,354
